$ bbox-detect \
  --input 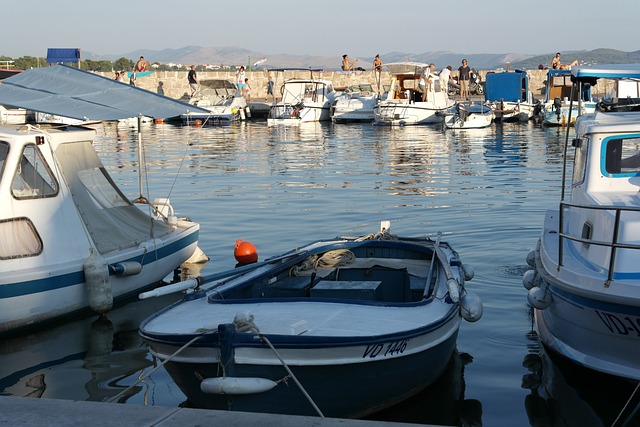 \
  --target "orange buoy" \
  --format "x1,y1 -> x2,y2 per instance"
234,240 -> 258,265
194,119 -> 202,128
154,118 -> 164,124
